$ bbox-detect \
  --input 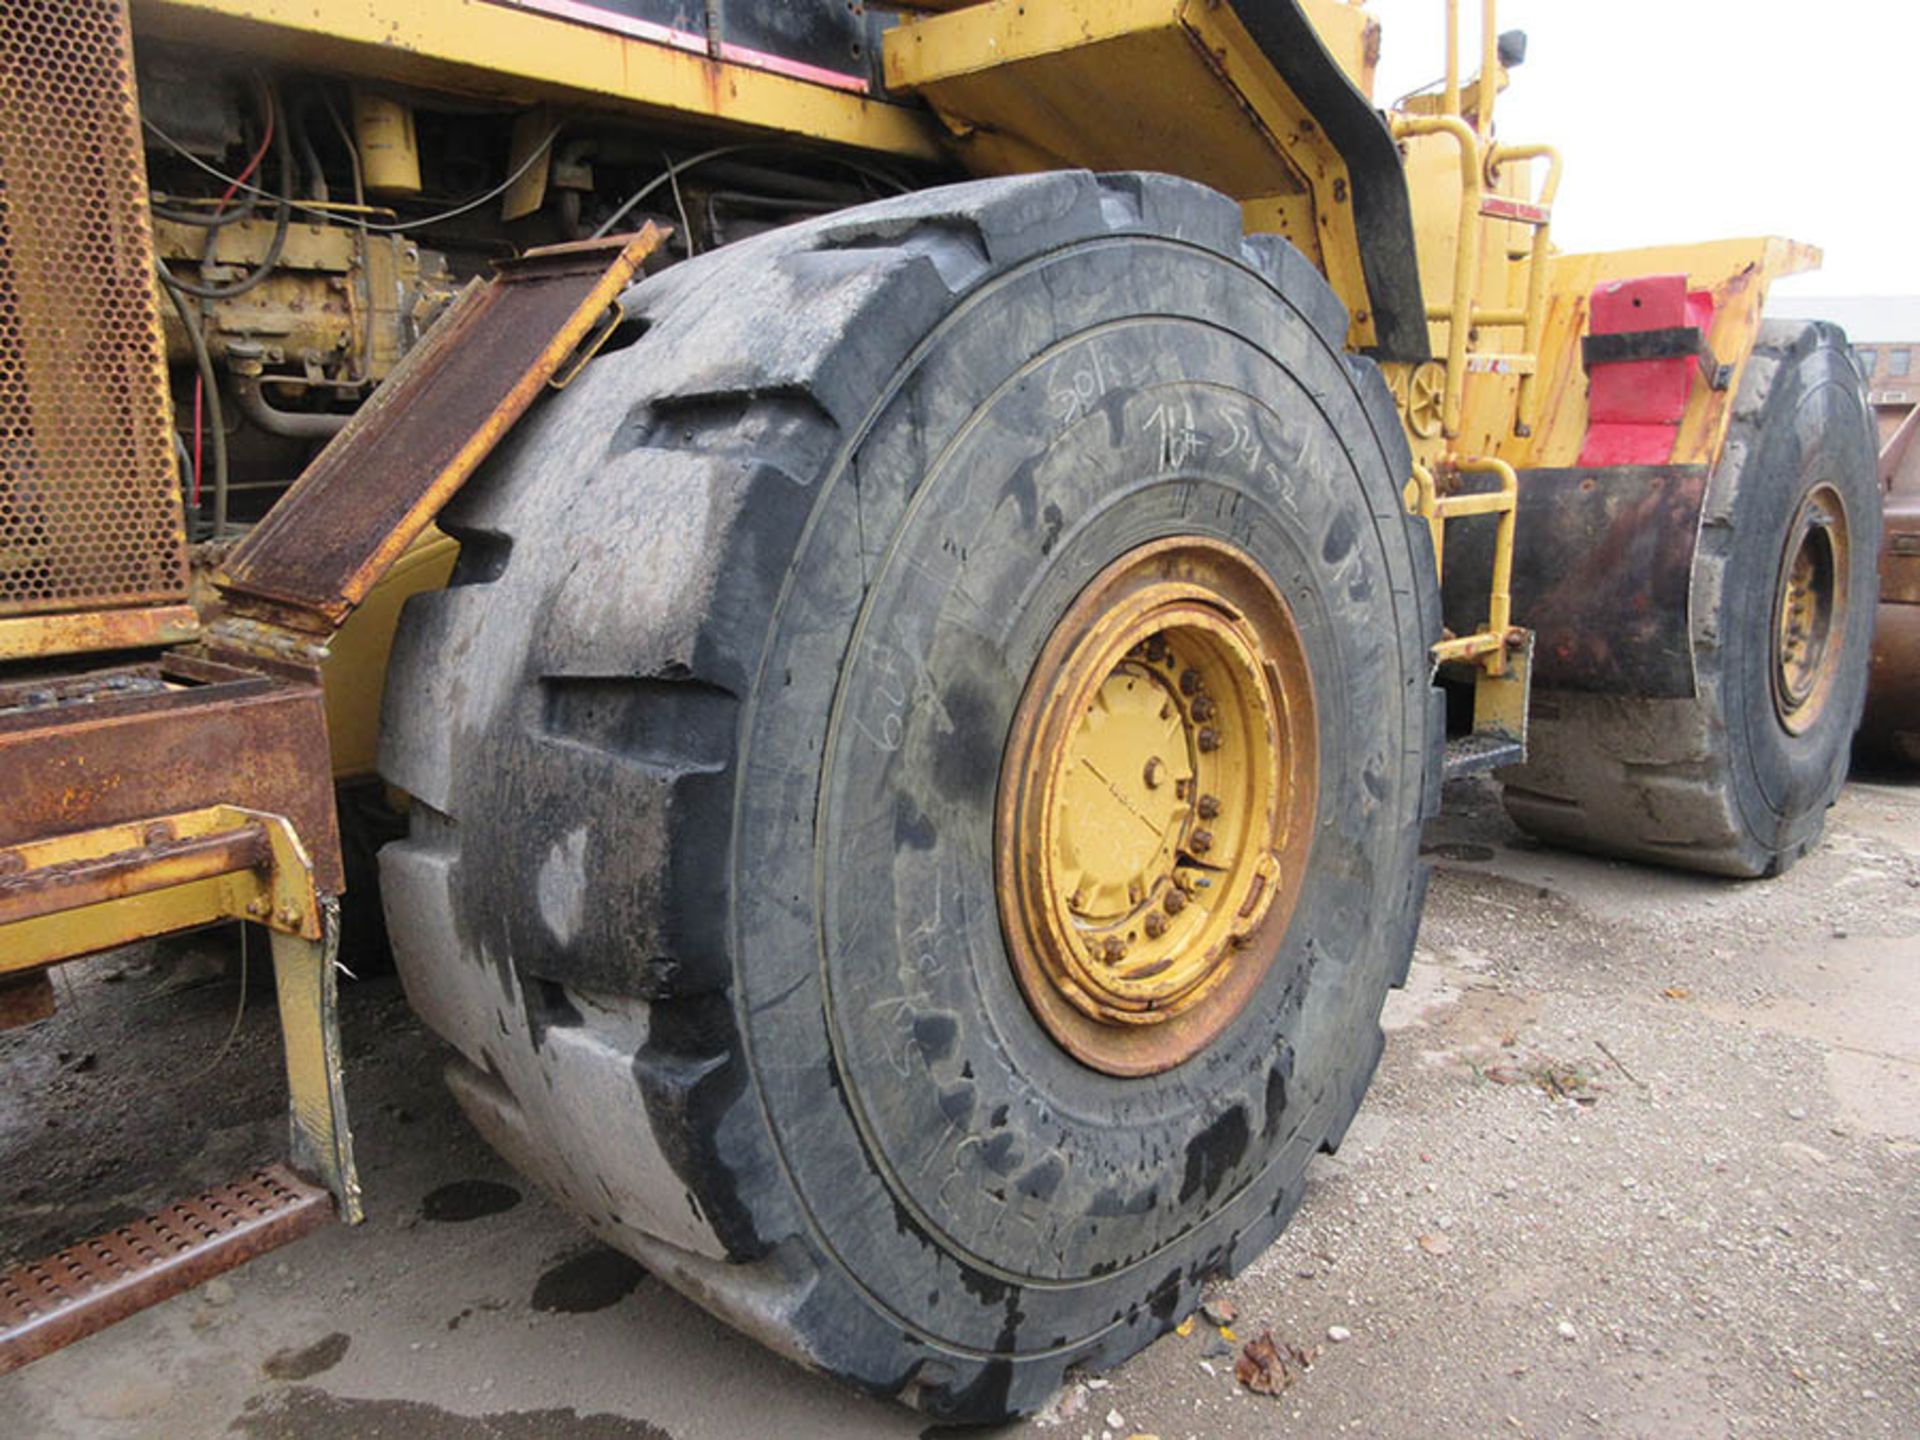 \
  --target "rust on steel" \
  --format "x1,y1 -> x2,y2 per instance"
1440,465 -> 1710,696
0,604 -> 200,663
0,0 -> 187,625
0,1165 -> 331,1375
0,821 -> 270,928
0,973 -> 57,1029
1861,405 -> 1920,761
0,654 -> 340,892
216,226 -> 667,635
